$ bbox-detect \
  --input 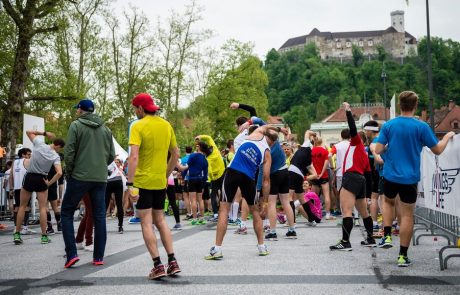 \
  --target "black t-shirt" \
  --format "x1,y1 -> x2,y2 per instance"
290,146 -> 312,176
